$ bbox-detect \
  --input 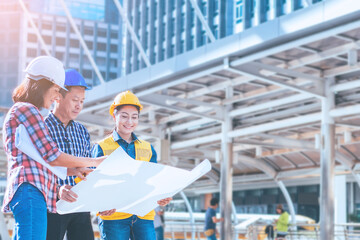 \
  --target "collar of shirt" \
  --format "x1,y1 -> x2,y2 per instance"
112,130 -> 142,144
48,112 -> 74,128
